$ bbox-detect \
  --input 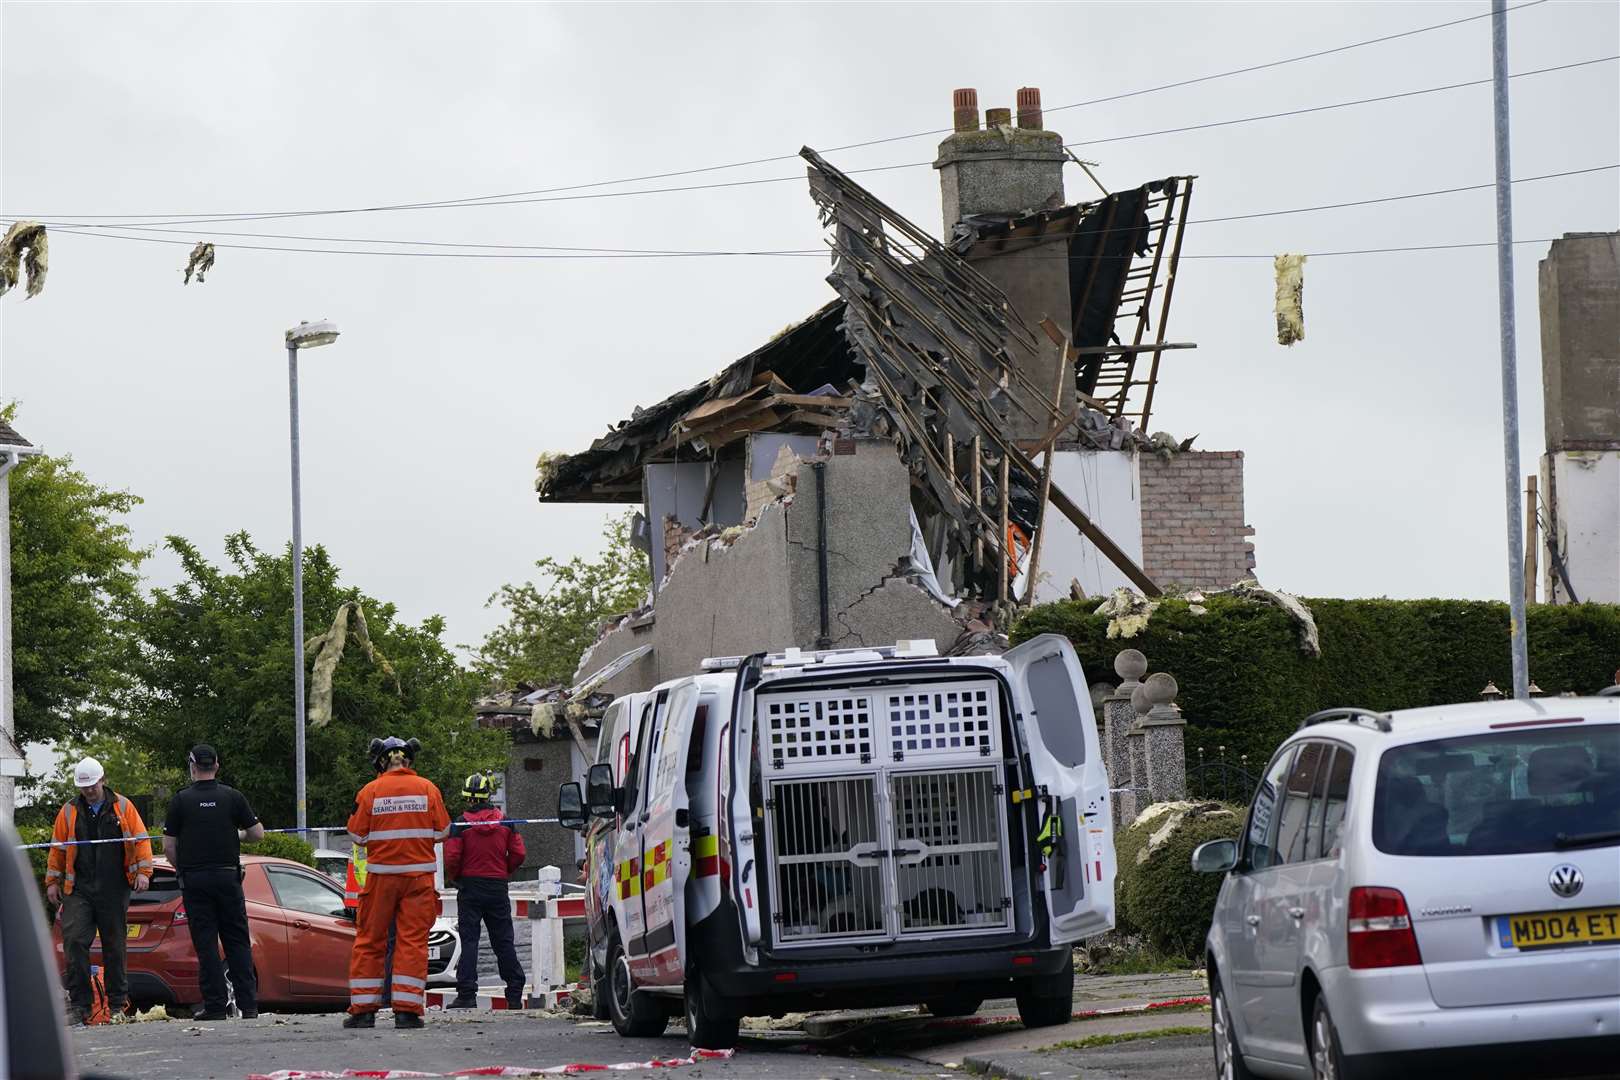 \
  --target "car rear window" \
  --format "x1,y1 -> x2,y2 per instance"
1373,723 -> 1619,856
